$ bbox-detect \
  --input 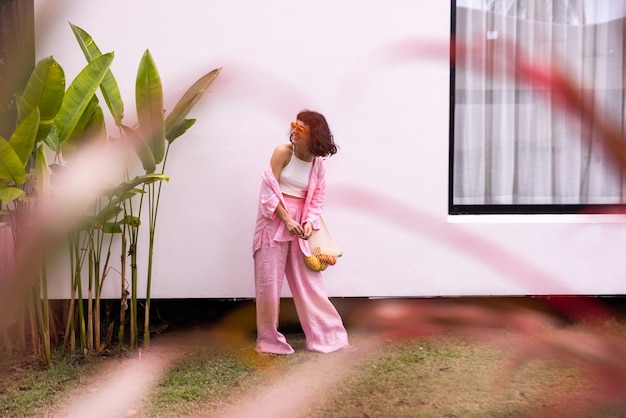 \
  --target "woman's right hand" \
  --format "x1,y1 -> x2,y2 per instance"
284,218 -> 304,236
